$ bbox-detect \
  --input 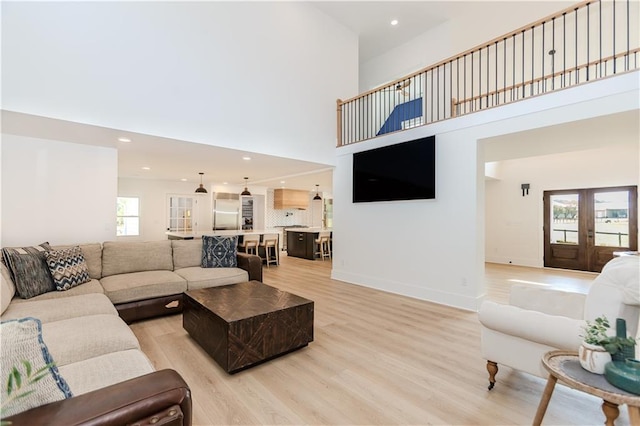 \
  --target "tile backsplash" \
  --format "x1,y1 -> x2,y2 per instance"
265,189 -> 311,227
